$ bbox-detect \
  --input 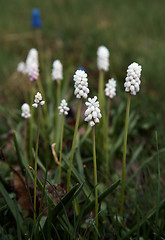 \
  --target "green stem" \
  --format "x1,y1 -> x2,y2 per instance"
34,106 -> 41,222
98,70 -> 106,154
23,119 -> 27,158
98,70 -> 105,111
67,98 -> 82,192
29,86 -> 35,166
80,124 -> 92,146
120,94 -> 131,216
54,80 -> 61,152
59,114 -> 64,184
92,127 -> 98,234
105,98 -> 111,184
